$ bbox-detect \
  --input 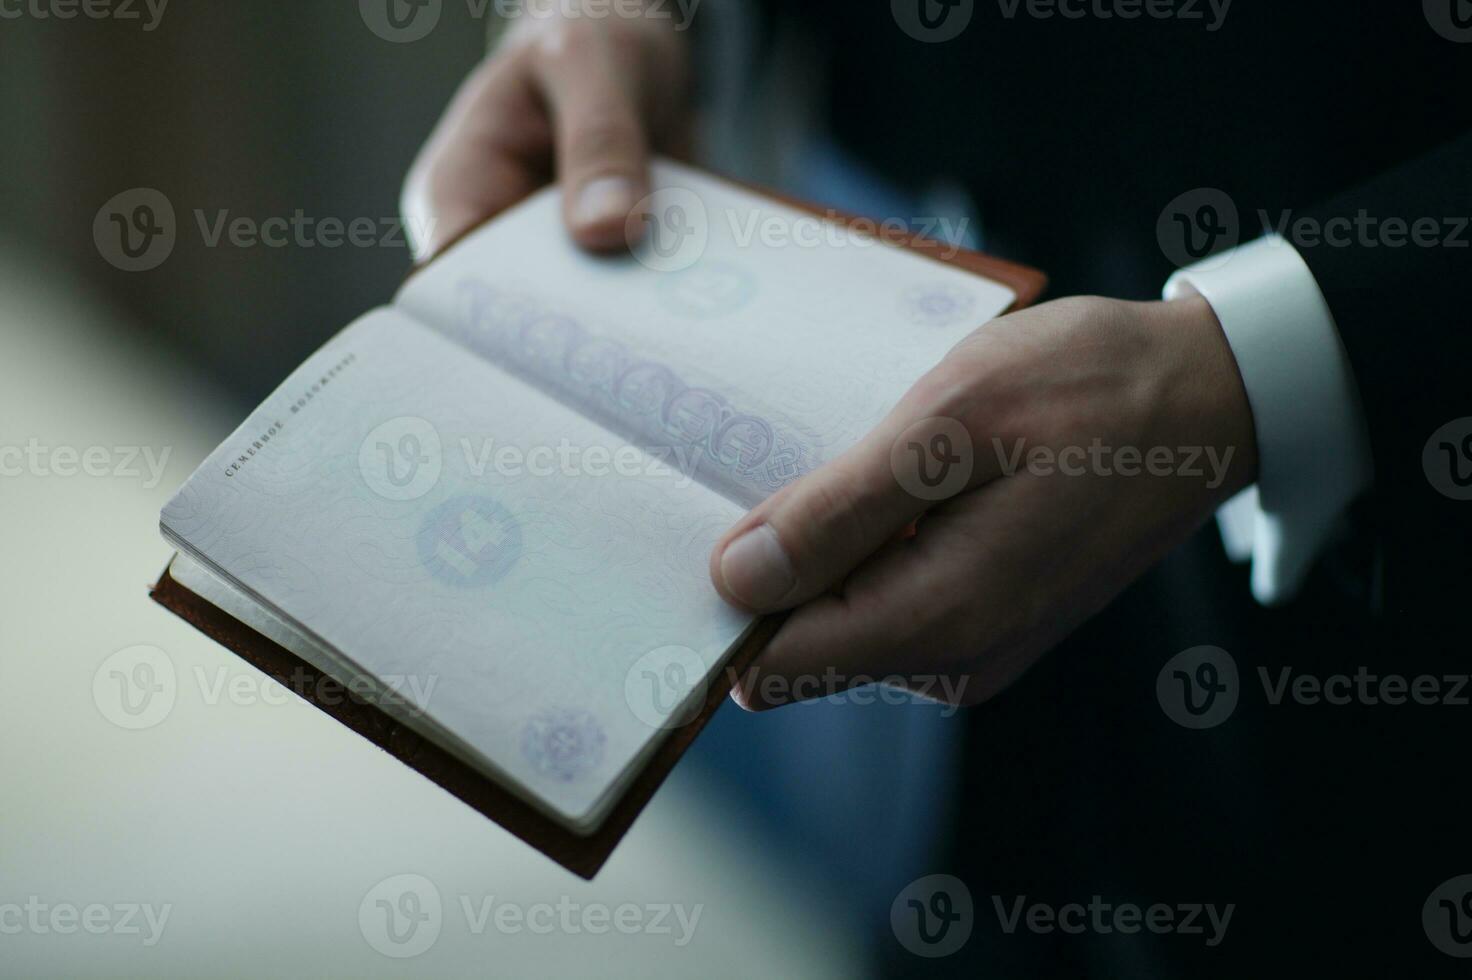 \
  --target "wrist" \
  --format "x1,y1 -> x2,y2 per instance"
1154,293 -> 1260,497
